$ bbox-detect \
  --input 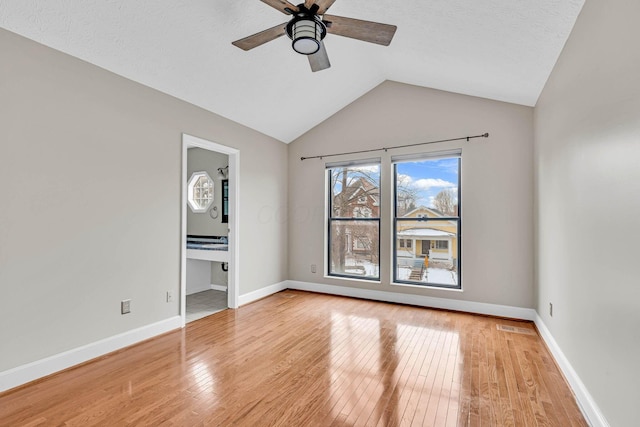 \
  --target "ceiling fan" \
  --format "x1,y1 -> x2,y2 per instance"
232,0 -> 397,72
